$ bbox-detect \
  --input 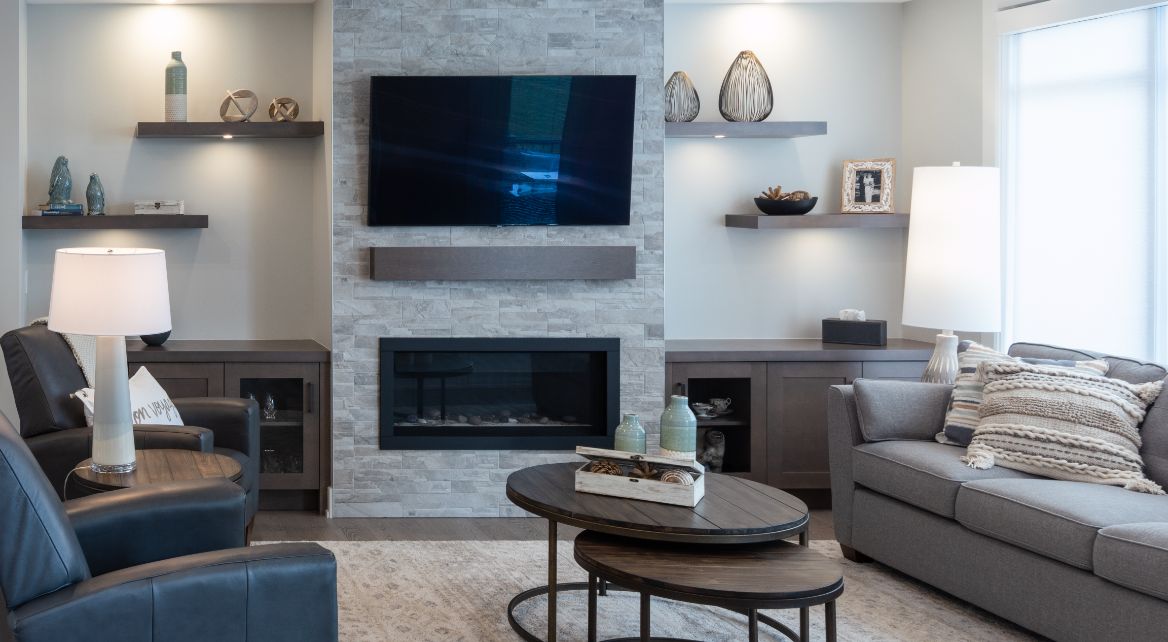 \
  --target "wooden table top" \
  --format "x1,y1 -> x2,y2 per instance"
506,463 -> 808,544
574,531 -> 844,606
75,449 -> 242,492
